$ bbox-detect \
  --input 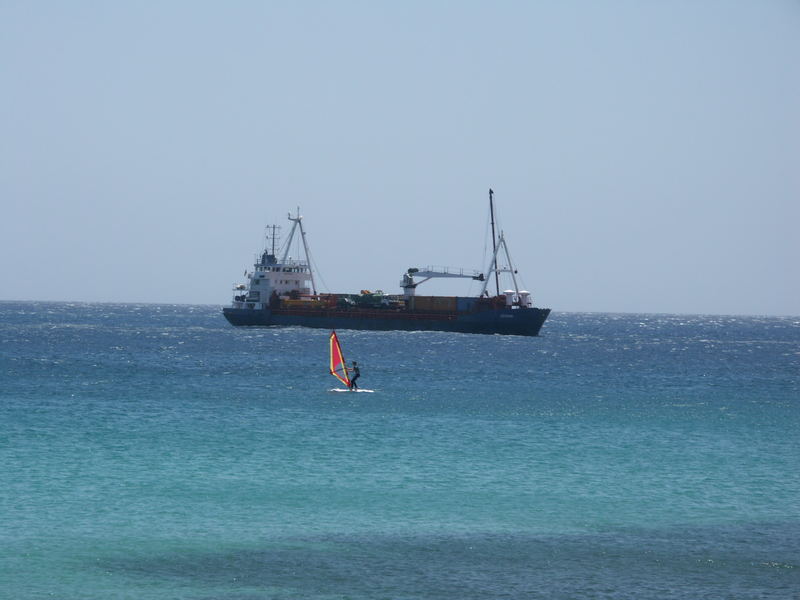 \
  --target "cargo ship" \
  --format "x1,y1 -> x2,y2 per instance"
222,191 -> 550,336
